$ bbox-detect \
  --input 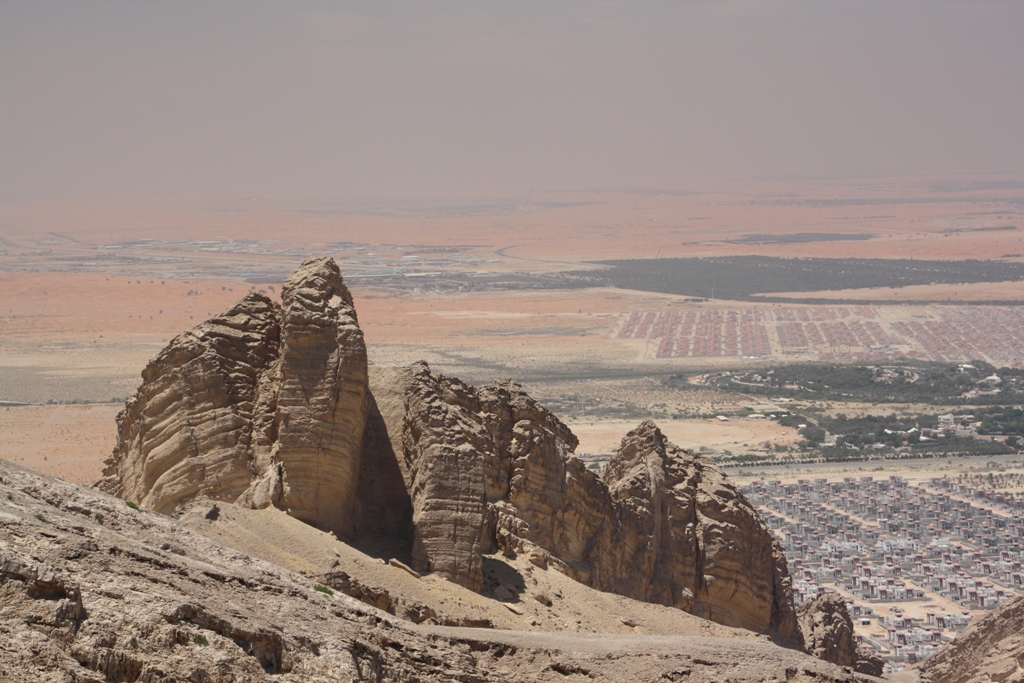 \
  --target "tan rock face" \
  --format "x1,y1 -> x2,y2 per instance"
272,257 -> 369,537
798,593 -> 882,677
502,418 -> 800,645
401,364 -> 489,590
5,460 -> 871,683
96,257 -> 800,645
97,257 -> 368,538
97,292 -> 281,514
603,421 -> 799,641
381,364 -> 800,643
917,595 -> 1024,683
